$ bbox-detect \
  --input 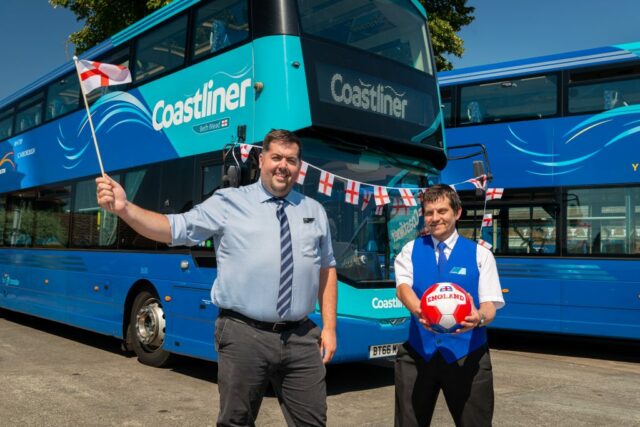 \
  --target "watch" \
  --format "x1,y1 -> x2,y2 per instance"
478,314 -> 486,327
